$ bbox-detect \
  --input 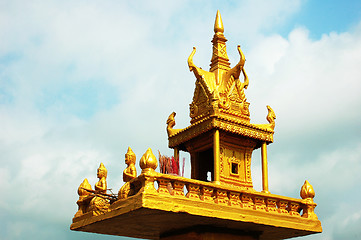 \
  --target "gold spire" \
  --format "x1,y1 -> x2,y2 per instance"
210,10 -> 230,73
214,10 -> 224,34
